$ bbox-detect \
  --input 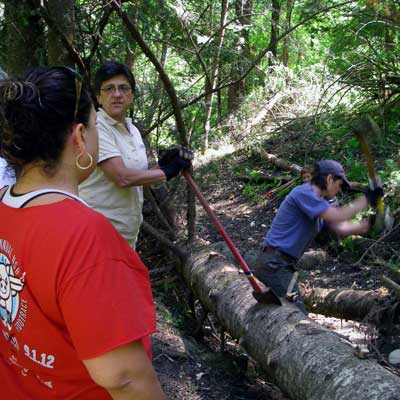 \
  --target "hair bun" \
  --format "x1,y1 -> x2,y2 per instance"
0,80 -> 38,105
